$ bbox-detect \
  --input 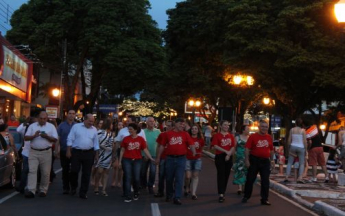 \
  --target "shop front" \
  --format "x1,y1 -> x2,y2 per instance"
0,35 -> 33,122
